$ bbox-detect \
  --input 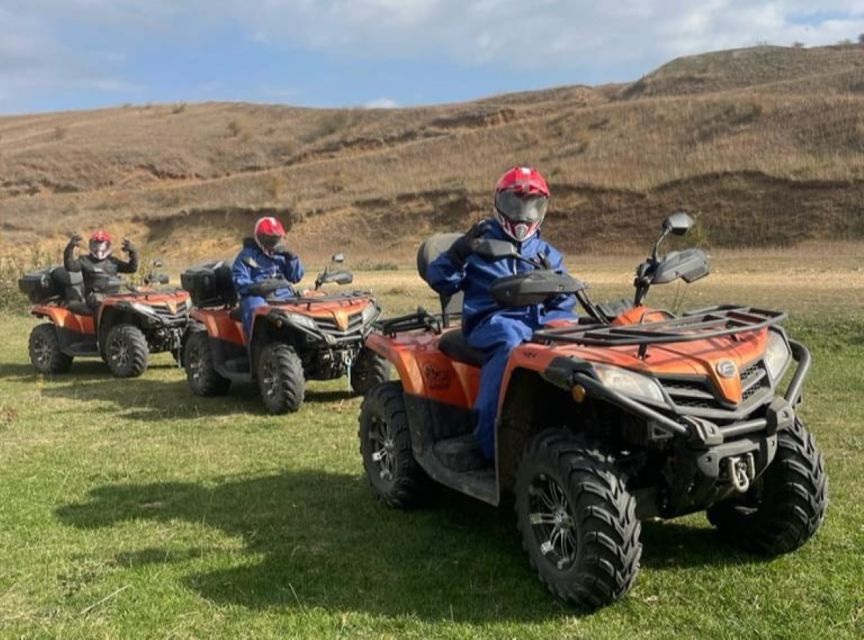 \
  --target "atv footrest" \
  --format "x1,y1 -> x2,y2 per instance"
434,435 -> 489,472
